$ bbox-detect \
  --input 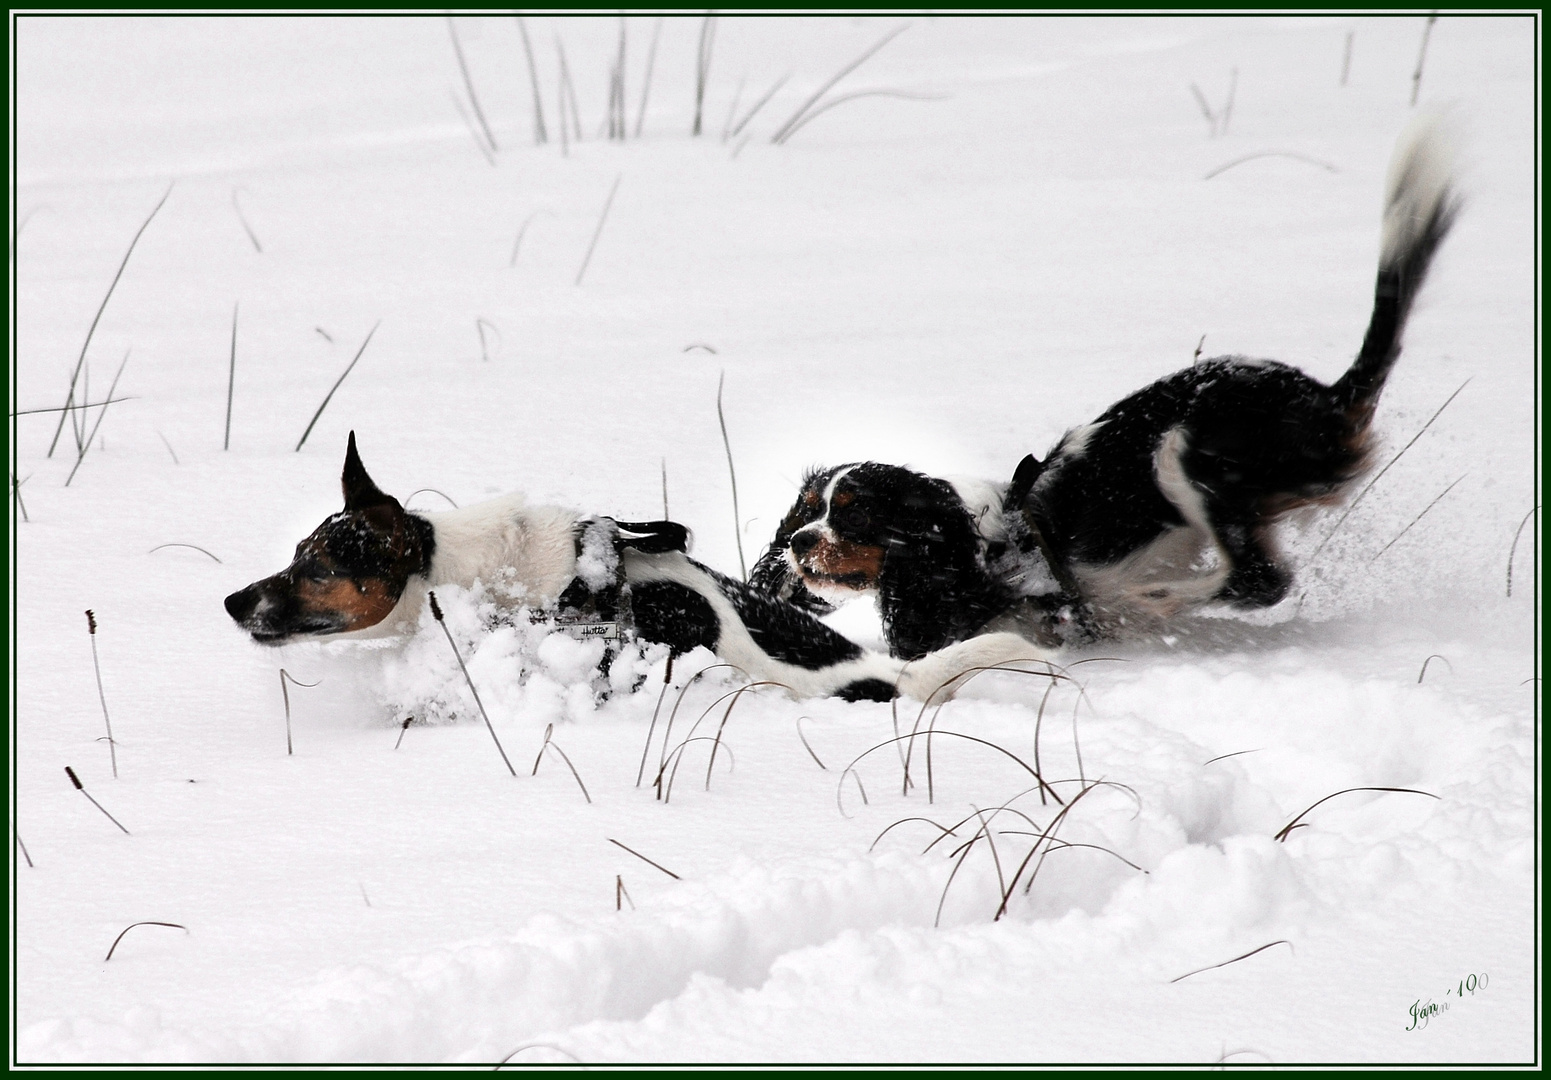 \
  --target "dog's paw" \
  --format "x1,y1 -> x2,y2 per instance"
1218,561 -> 1290,608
